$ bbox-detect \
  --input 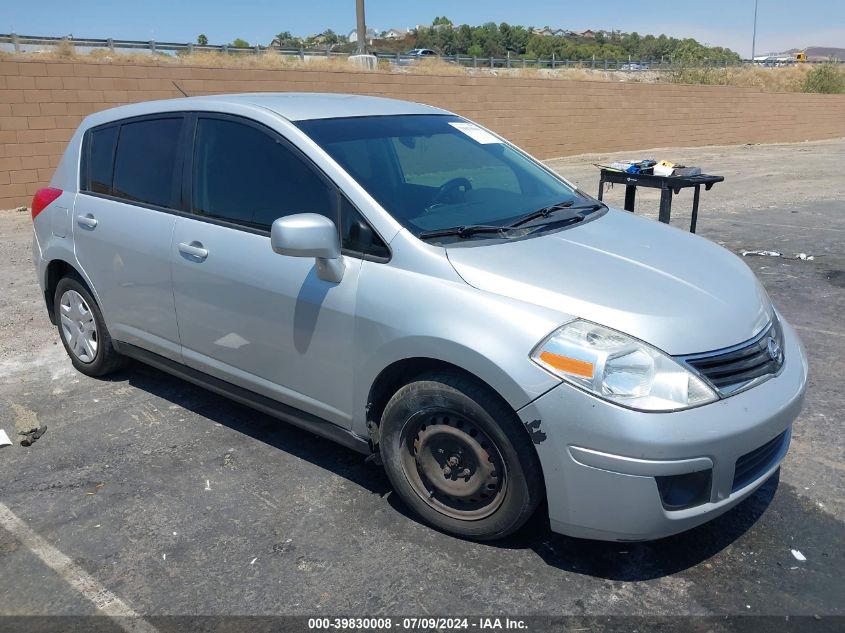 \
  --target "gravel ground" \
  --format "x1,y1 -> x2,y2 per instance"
0,139 -> 843,627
